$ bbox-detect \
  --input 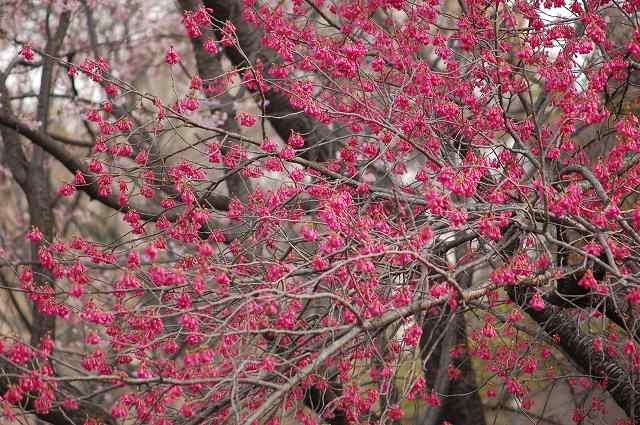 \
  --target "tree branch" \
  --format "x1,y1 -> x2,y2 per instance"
202,0 -> 341,162
508,285 -> 640,422
0,110 -> 165,219
0,358 -> 116,425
